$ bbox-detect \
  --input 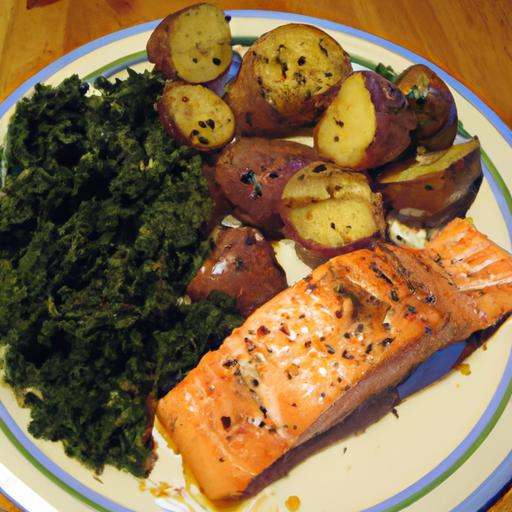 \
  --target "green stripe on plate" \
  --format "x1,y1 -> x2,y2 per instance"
0,417 -> 110,512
